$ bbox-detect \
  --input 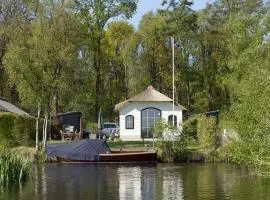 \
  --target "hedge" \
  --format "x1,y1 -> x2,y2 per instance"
0,112 -> 37,147
183,115 -> 217,147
